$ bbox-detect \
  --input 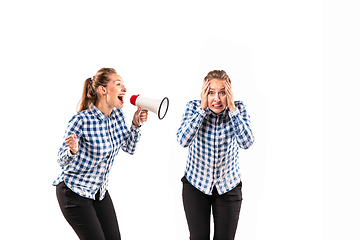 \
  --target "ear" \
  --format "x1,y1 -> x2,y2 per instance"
98,86 -> 107,95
